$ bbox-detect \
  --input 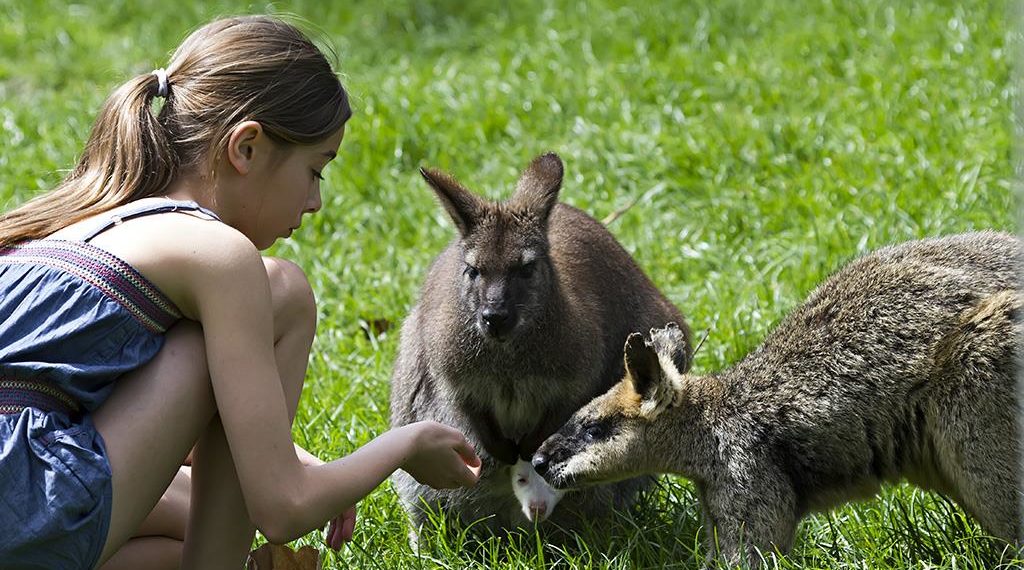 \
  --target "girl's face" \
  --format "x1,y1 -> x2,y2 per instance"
242,126 -> 345,249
